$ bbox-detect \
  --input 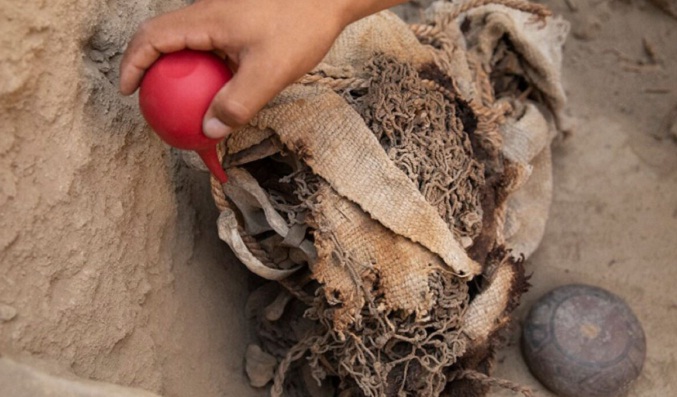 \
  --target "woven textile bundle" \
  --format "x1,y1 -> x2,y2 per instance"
204,1 -> 569,395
